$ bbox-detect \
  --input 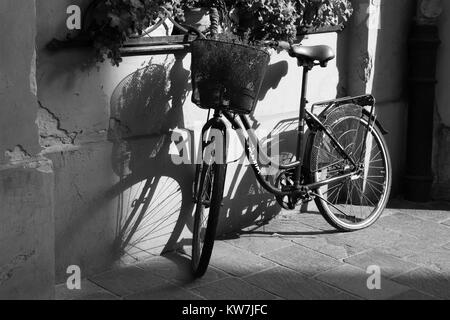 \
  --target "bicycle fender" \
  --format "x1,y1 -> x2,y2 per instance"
313,94 -> 389,135
312,94 -> 375,115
